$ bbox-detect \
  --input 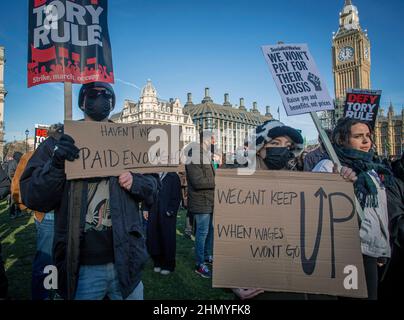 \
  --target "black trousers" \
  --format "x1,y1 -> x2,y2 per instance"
146,210 -> 177,272
363,255 -> 378,300
0,243 -> 8,299
378,244 -> 404,300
